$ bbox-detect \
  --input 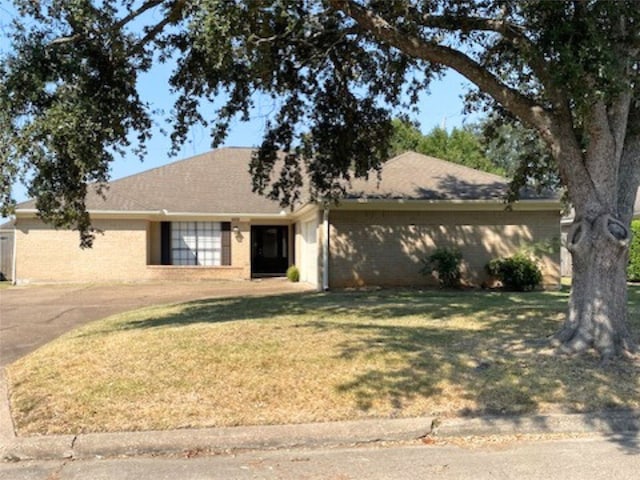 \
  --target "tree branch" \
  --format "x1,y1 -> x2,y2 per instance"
413,12 -> 526,40
584,99 -> 618,209
130,13 -> 175,54
330,0 -> 597,208
113,0 -> 166,32
413,9 -> 575,124
48,0 -> 169,48
332,0 -> 556,138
